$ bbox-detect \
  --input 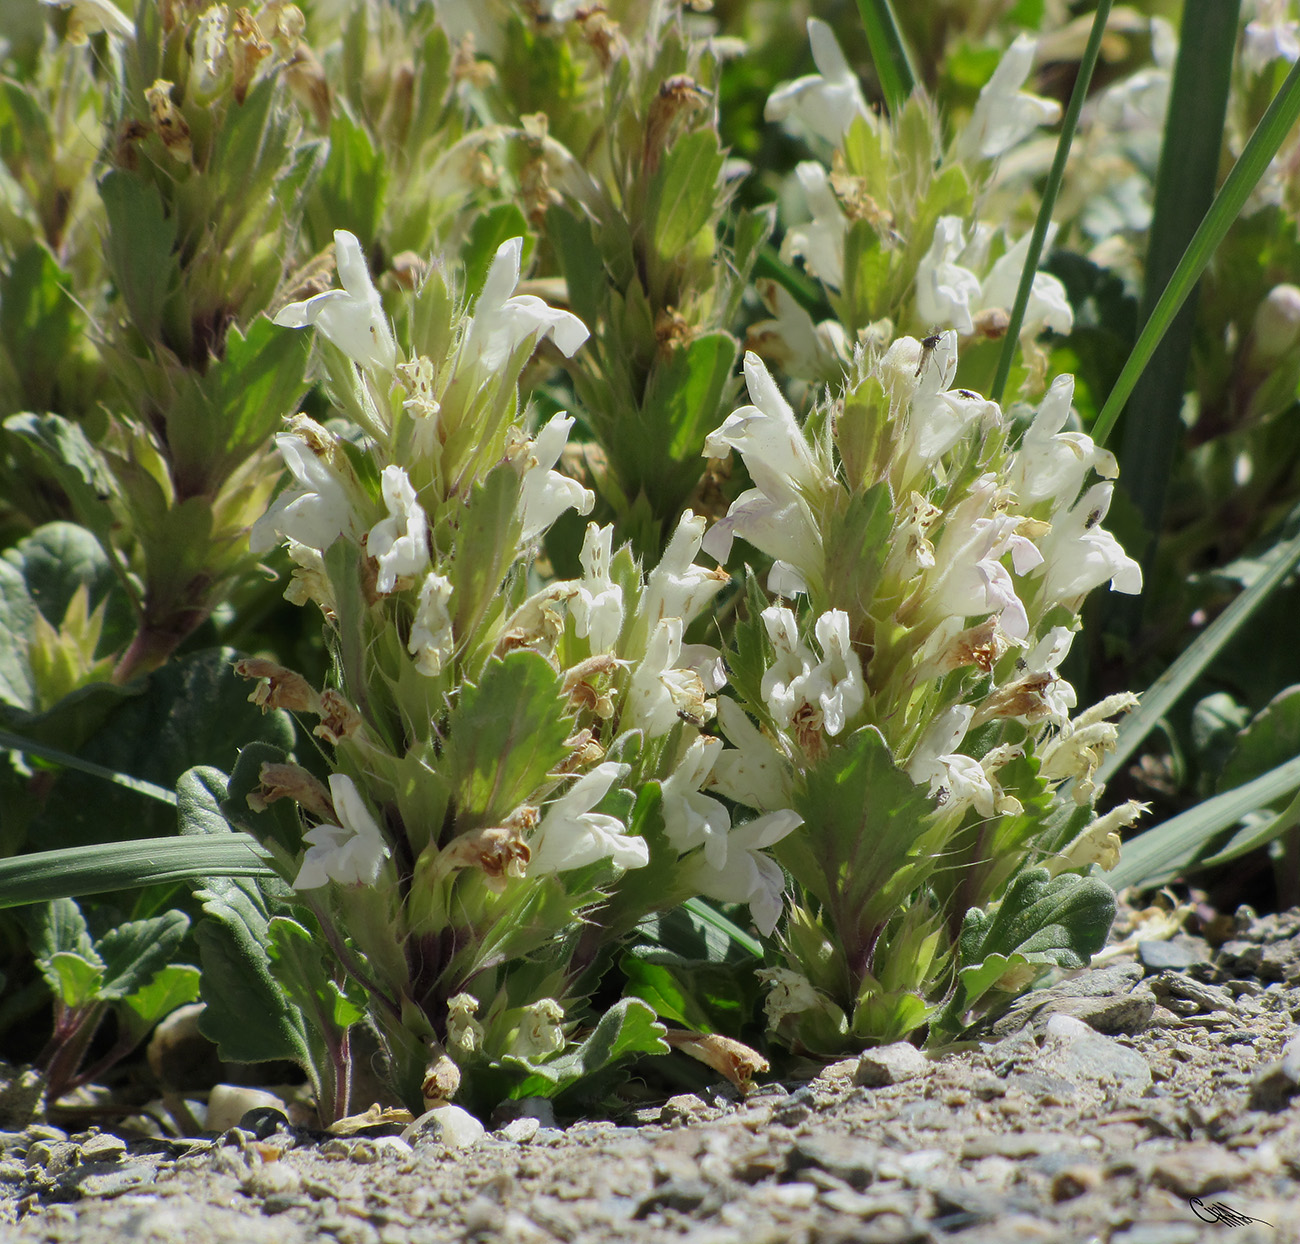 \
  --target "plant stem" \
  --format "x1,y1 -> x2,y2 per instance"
990,0 -> 1112,405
